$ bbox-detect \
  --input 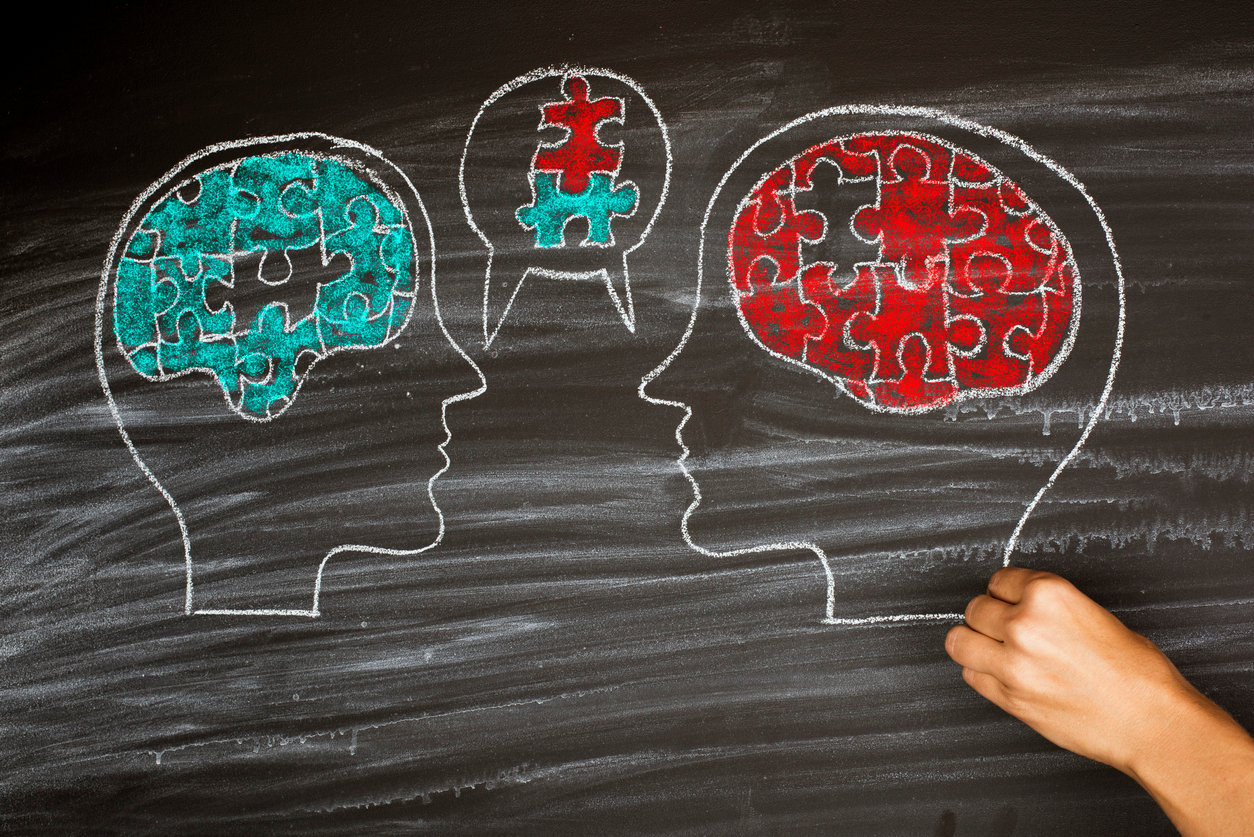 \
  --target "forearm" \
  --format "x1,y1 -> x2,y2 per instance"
1127,683 -> 1254,837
